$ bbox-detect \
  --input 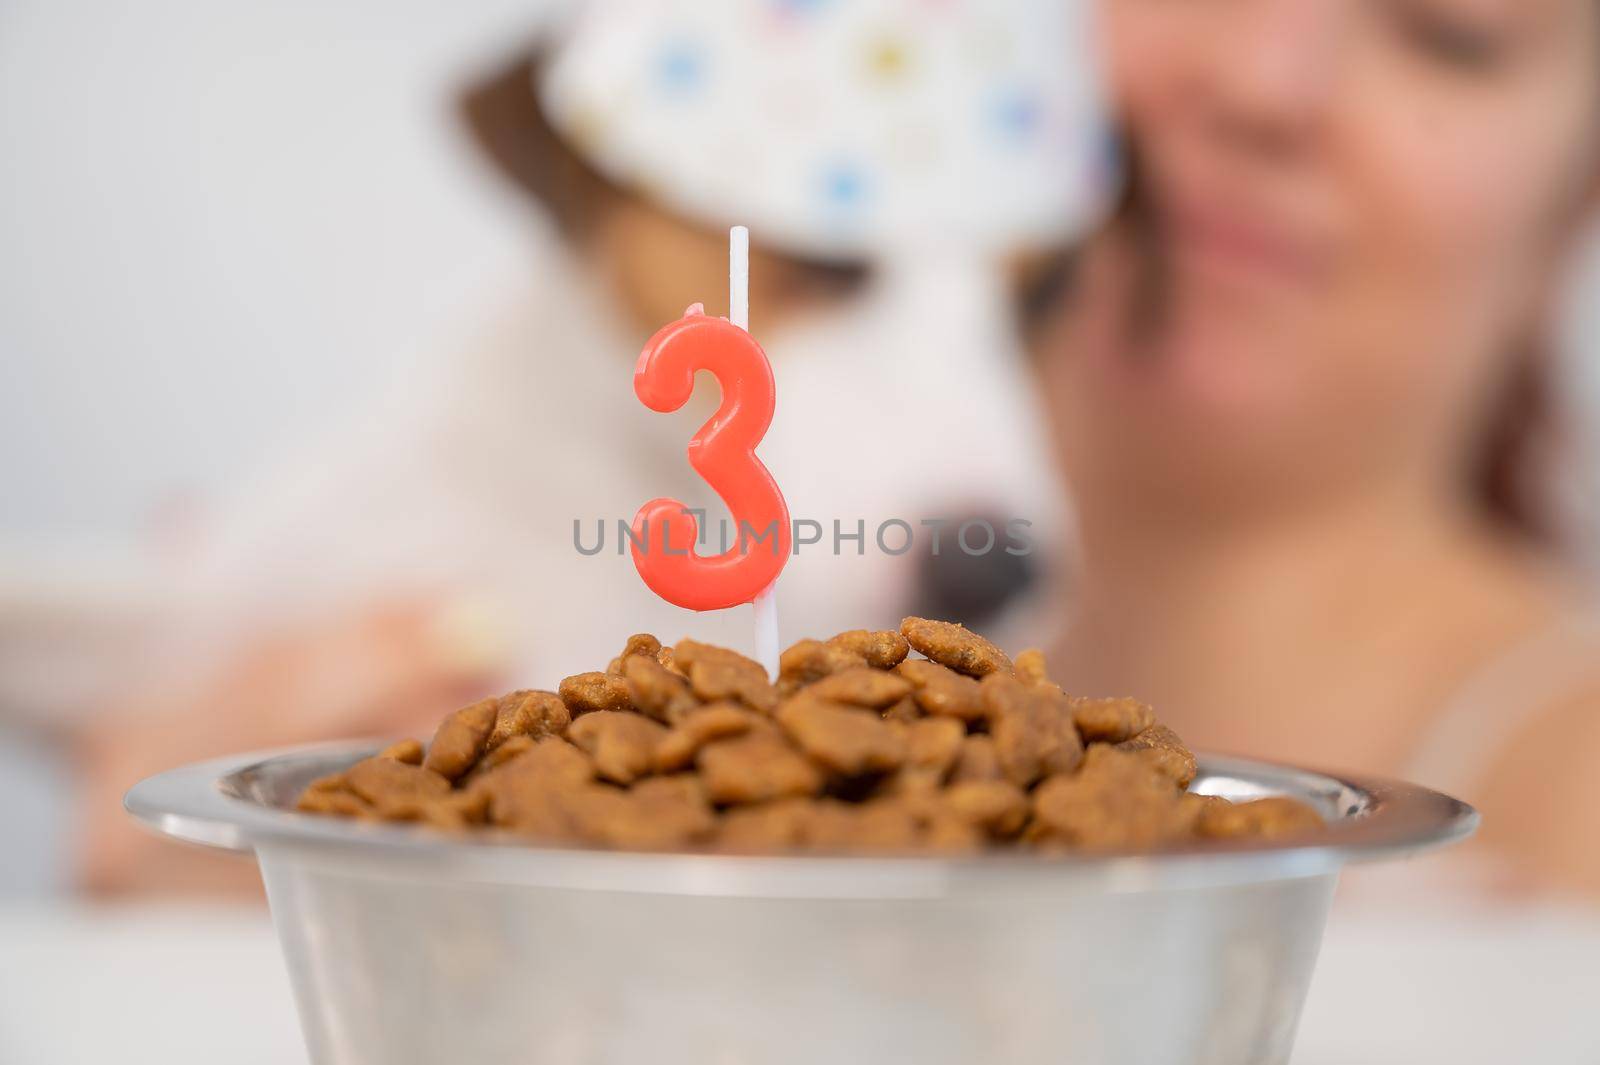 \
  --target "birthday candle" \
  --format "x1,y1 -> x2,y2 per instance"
629,227 -> 788,673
